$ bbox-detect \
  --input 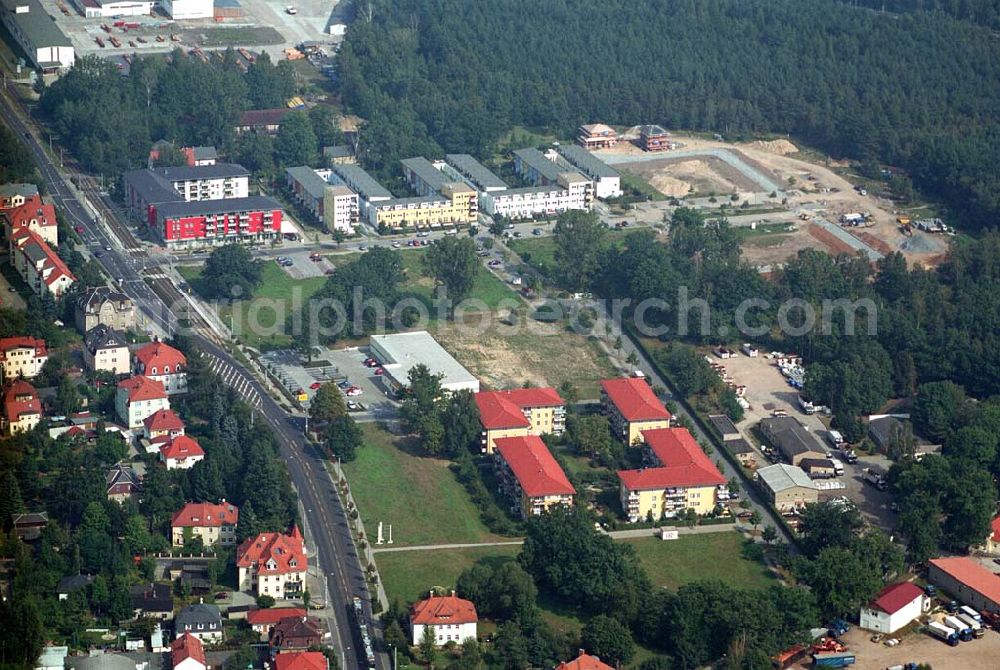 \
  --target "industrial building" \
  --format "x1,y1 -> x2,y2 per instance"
928,557 -> 1000,614
77,0 -> 152,18
369,331 -> 479,394
859,582 -> 927,634
160,0 -> 213,20
755,463 -> 818,512
0,0 -> 74,71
